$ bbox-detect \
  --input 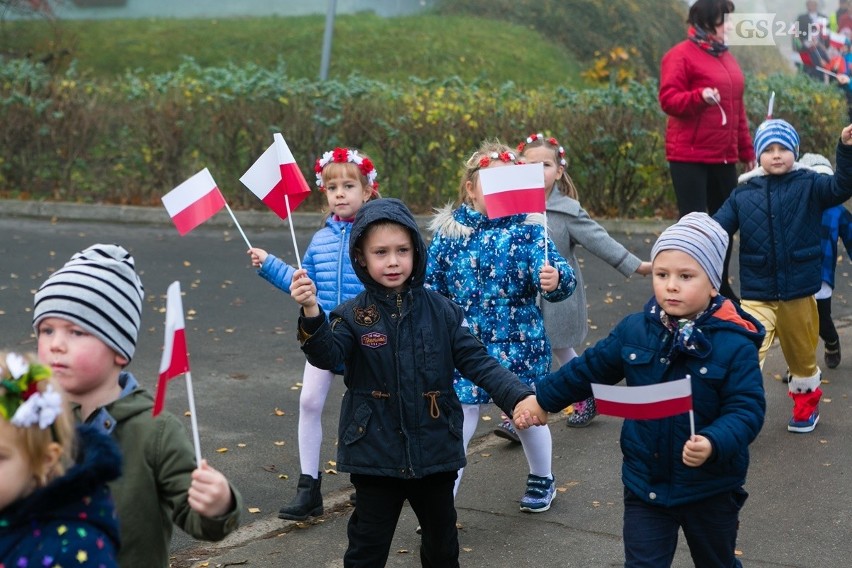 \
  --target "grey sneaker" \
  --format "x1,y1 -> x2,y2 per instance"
493,419 -> 521,443
566,396 -> 597,428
